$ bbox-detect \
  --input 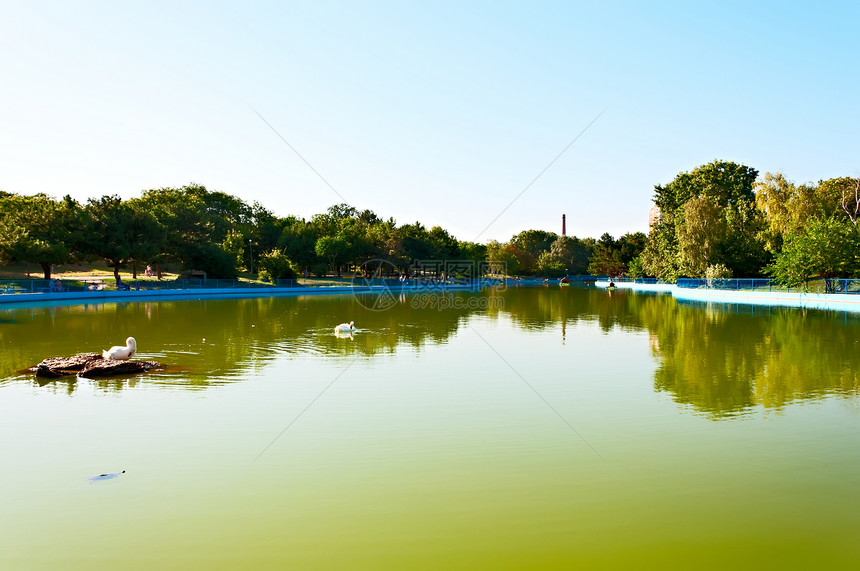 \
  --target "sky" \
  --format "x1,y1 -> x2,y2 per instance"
1,0 -> 858,243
